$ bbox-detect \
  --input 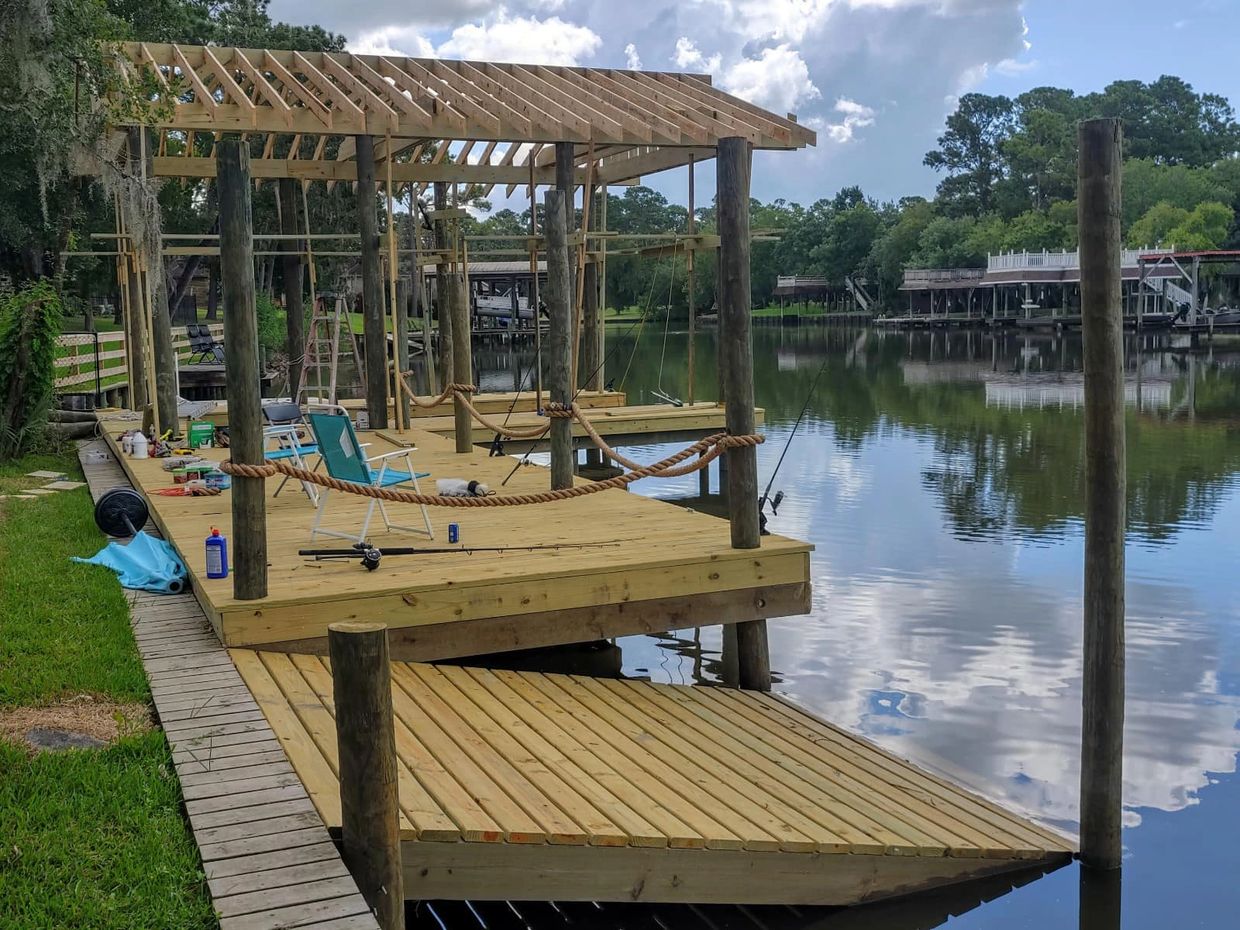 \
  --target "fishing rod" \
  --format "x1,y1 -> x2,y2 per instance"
758,355 -> 830,531
299,540 -> 620,571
